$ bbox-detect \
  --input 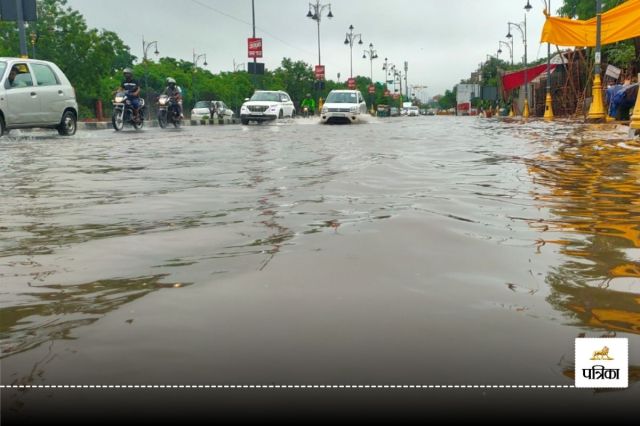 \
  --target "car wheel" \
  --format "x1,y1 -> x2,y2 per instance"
0,115 -> 5,137
291,109 -> 296,119
278,109 -> 283,119
241,119 -> 249,125
57,110 -> 77,136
